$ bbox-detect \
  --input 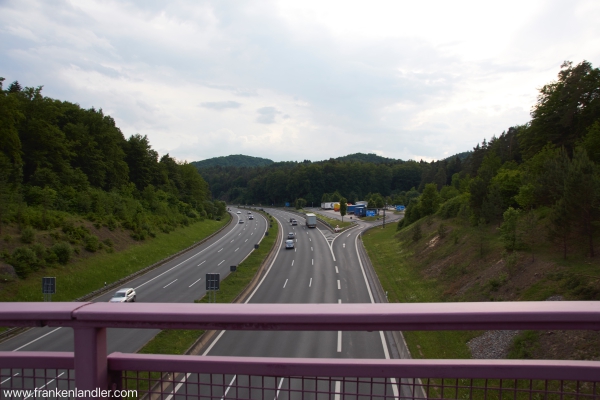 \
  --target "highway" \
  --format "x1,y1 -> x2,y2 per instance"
1,206 -> 407,398
0,208 -> 268,353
